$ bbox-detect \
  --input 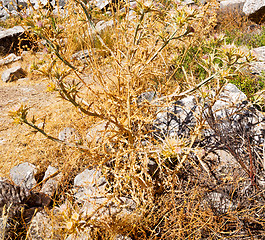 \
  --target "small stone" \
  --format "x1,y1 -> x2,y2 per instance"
252,46 -> 265,61
95,0 -> 109,10
40,166 -> 62,197
212,83 -> 247,119
27,210 -> 60,240
115,235 -> 133,240
86,121 -> 116,144
79,196 -> 136,220
137,91 -> 157,104
58,127 -> 81,143
0,53 -> 21,66
74,168 -> 106,201
1,65 -> 27,82
71,49 -> 90,61
206,192 -> 235,213
10,162 -> 37,190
